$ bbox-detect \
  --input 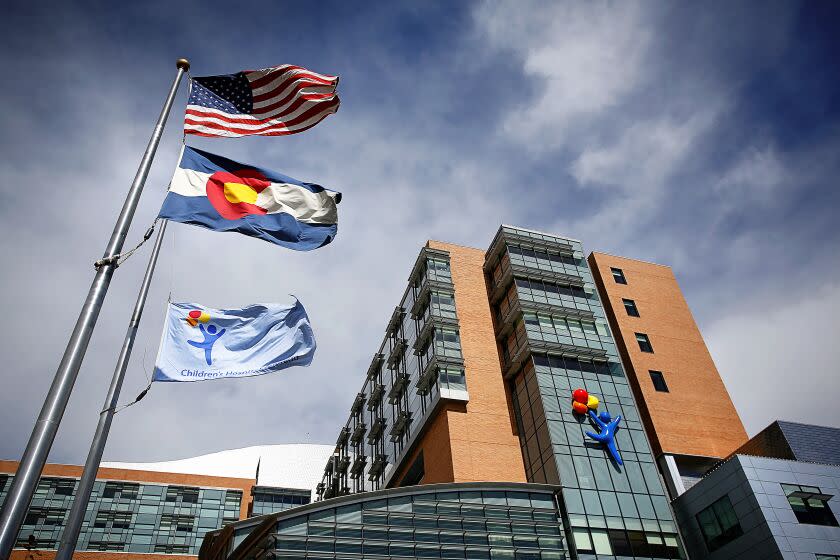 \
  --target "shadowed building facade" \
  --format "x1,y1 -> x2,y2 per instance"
673,421 -> 840,559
